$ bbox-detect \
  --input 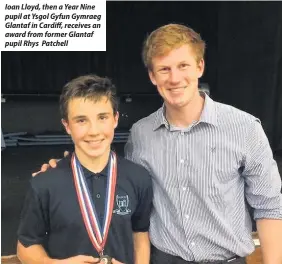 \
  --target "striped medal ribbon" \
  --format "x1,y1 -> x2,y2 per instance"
71,151 -> 117,255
